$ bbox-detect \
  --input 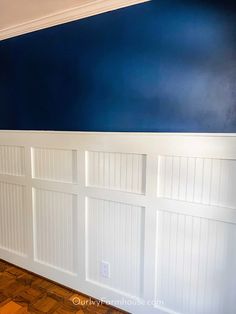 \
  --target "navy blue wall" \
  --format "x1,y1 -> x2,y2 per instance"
0,0 -> 236,132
